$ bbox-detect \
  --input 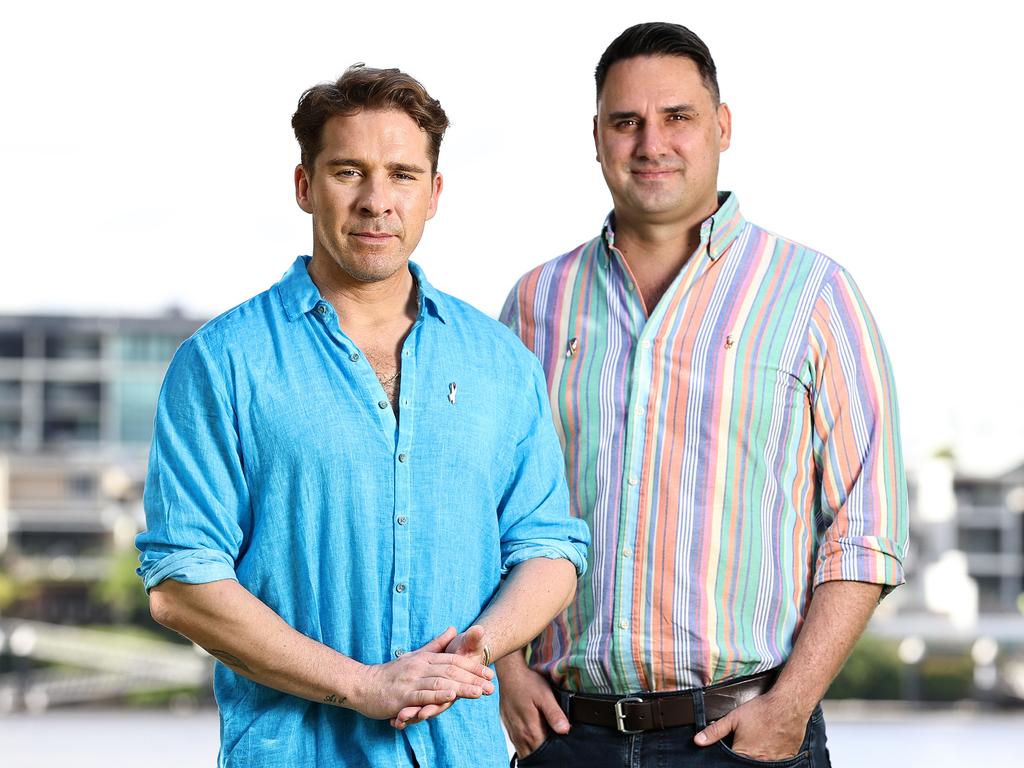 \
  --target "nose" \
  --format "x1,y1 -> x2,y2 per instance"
635,121 -> 667,159
357,174 -> 393,218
